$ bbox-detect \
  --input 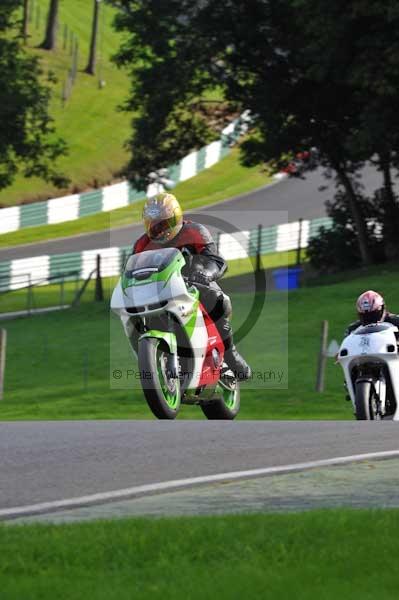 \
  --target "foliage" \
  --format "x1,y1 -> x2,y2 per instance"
307,191 -> 384,274
0,0 -> 131,207
110,1 -> 219,188
110,0 -> 399,265
0,1 -> 67,190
